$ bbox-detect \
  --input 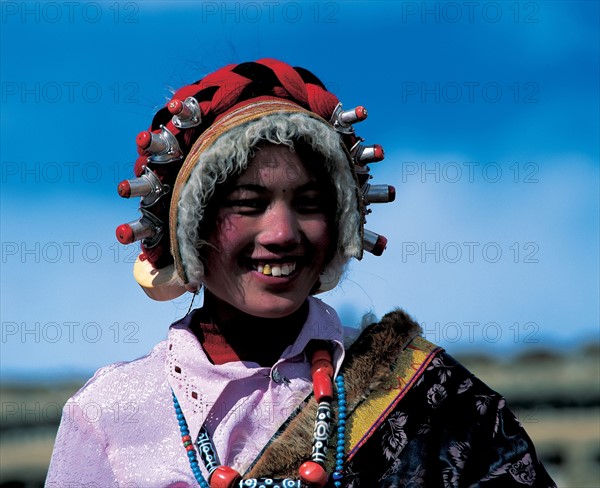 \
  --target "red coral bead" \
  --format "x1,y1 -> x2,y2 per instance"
168,99 -> 183,115
116,224 -> 134,244
355,106 -> 368,121
311,349 -> 332,364
299,461 -> 327,487
181,435 -> 191,443
388,185 -> 396,202
313,372 -> 333,402
311,359 -> 334,378
209,466 -> 241,488
117,180 -> 131,198
185,444 -> 195,452
136,130 -> 152,149
371,234 -> 388,256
